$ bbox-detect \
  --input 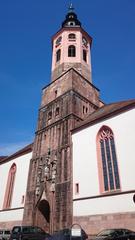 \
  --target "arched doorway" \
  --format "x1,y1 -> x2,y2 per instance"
38,199 -> 50,223
34,199 -> 50,232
